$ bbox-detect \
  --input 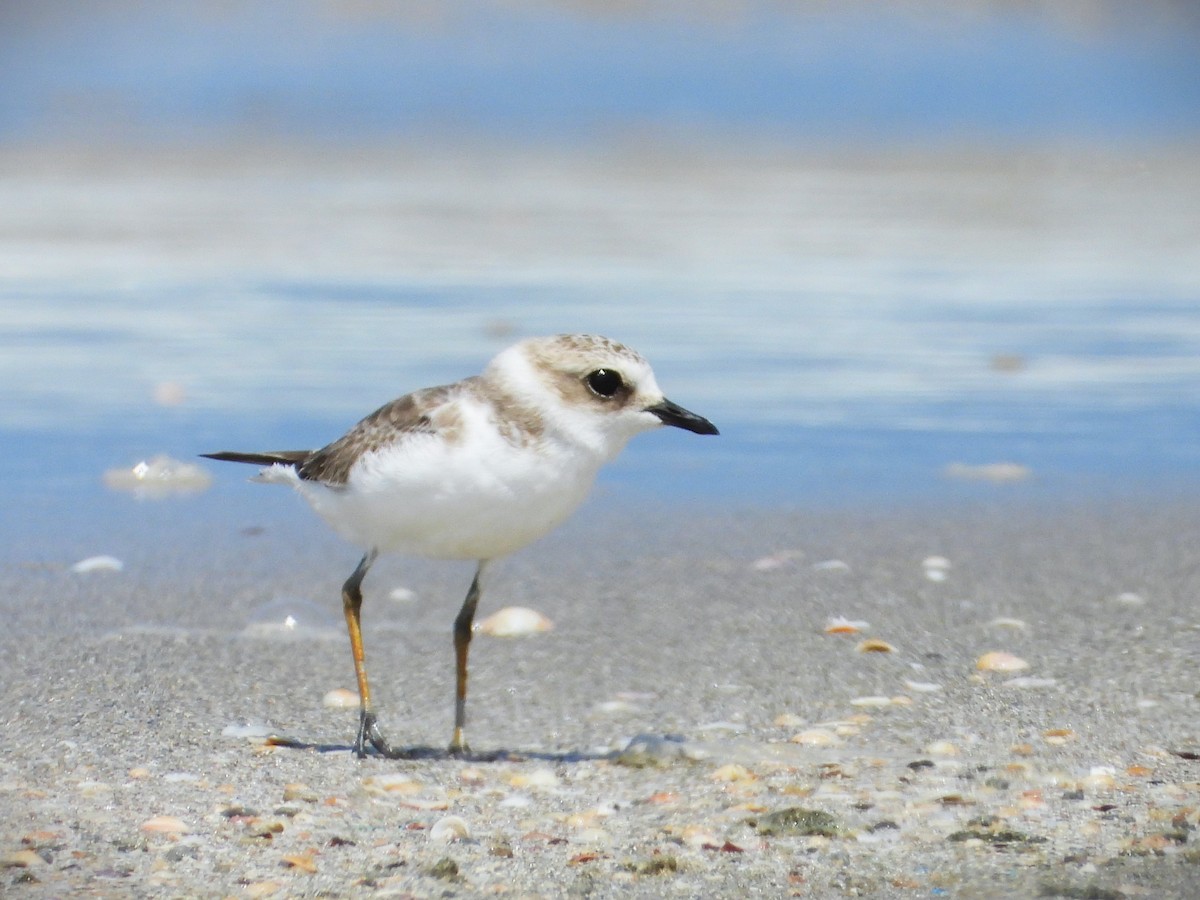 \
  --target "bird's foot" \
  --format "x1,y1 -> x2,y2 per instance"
448,727 -> 471,758
354,710 -> 400,759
